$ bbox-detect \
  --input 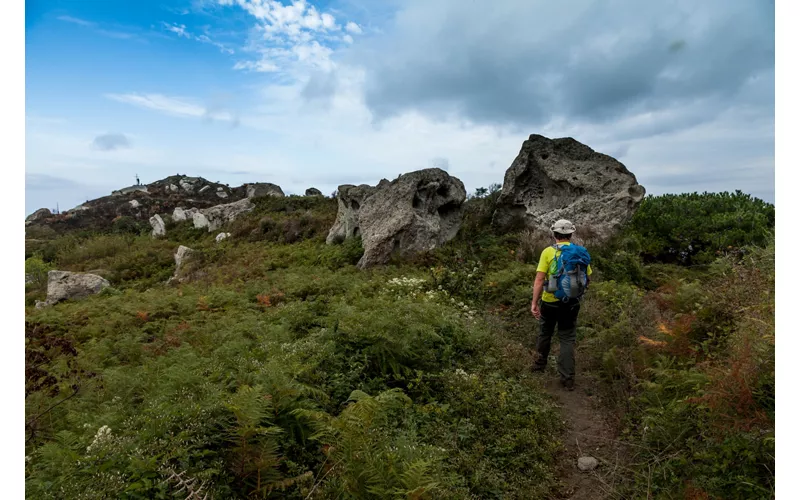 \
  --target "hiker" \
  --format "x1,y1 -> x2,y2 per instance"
530,219 -> 592,391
